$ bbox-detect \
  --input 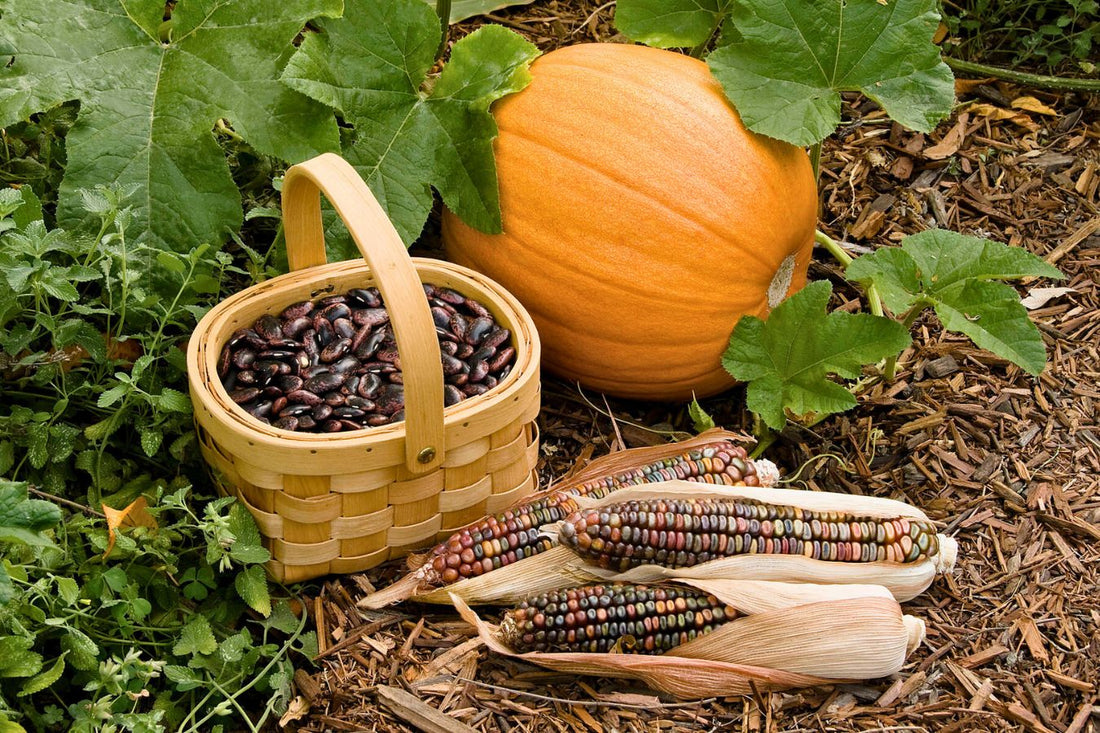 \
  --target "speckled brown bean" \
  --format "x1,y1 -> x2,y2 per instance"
489,346 -> 515,372
482,328 -> 510,351
353,308 -> 389,328
217,346 -> 232,378
443,384 -> 464,406
255,314 -> 283,342
286,389 -> 322,406
281,300 -> 314,320
449,313 -> 468,341
282,316 -> 312,339
320,337 -> 351,363
230,387 -> 261,404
